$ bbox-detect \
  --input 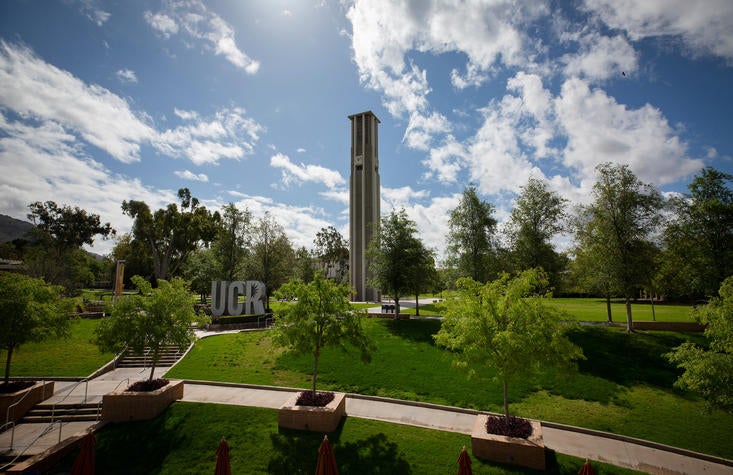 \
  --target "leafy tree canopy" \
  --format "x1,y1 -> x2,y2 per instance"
667,276 -> 733,413
27,200 -> 114,249
95,275 -> 201,381
434,269 -> 584,421
0,272 -> 72,383
314,226 -> 349,283
446,185 -> 498,283
122,188 -> 219,281
273,273 -> 373,395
